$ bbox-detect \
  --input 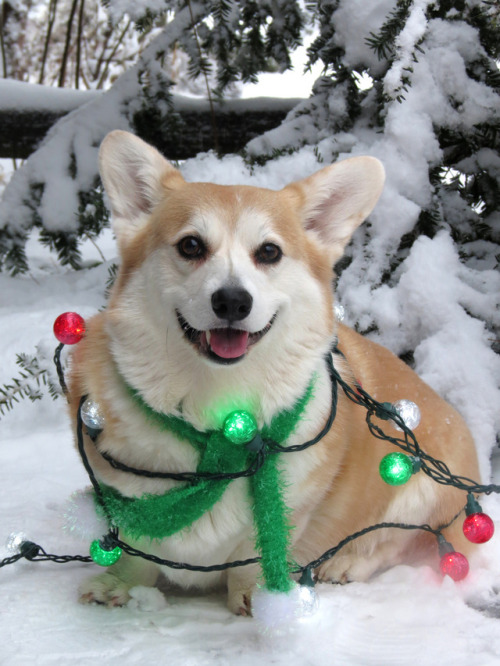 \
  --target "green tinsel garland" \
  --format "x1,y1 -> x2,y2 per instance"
95,380 -> 314,593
